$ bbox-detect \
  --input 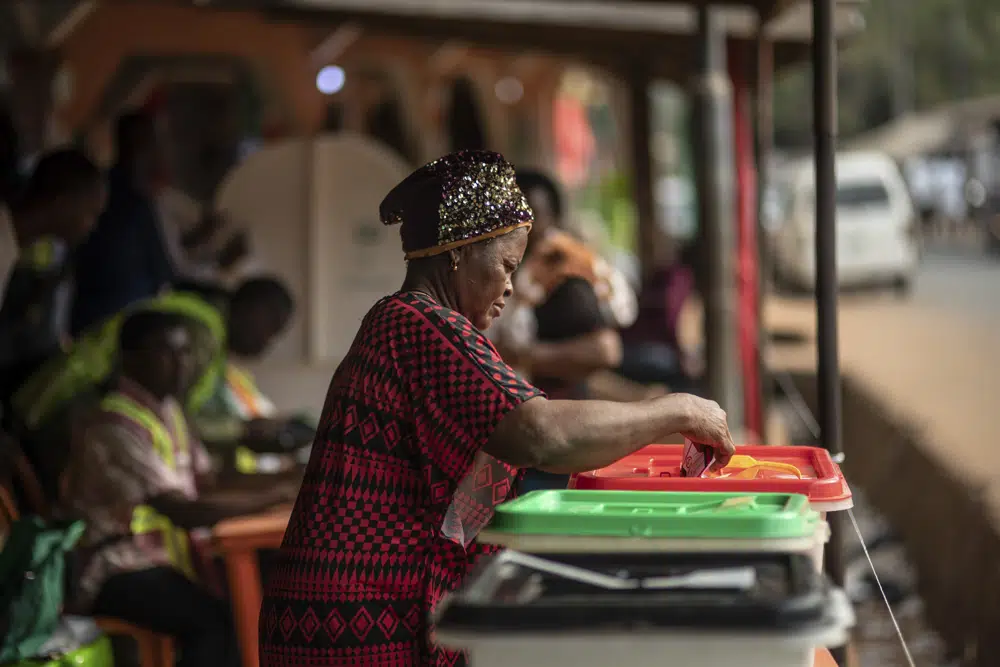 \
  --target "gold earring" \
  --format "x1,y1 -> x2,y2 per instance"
450,256 -> 459,272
